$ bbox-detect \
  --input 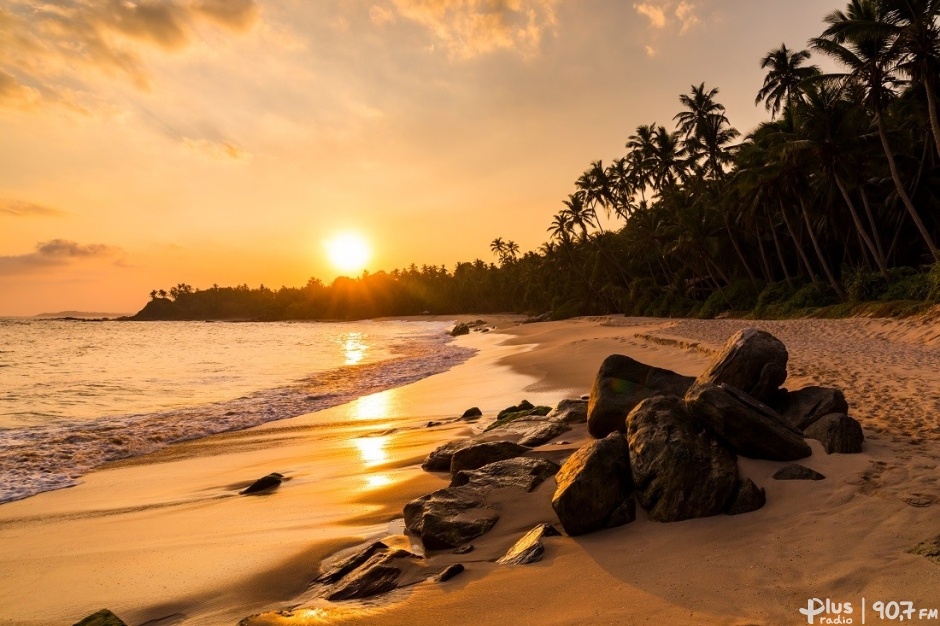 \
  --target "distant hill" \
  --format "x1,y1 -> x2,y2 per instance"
32,311 -> 131,319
